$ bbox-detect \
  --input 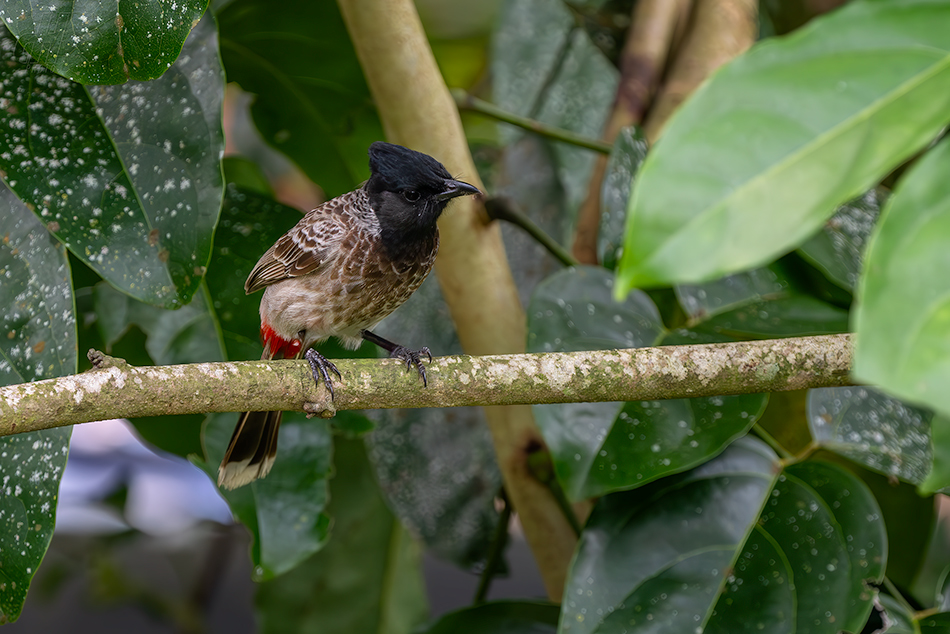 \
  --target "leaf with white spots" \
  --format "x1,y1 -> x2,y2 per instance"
798,188 -> 885,292
0,15 -> 224,308
560,438 -> 886,634
528,266 -> 766,500
0,187 -> 75,624
598,126 -> 649,271
808,386 -> 941,490
0,0 -> 207,85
